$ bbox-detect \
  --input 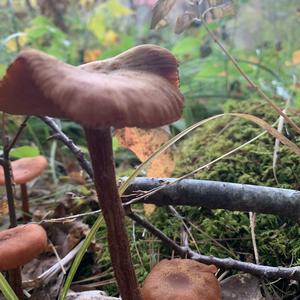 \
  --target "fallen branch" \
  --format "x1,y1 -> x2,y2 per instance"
124,177 -> 300,220
128,211 -> 300,281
